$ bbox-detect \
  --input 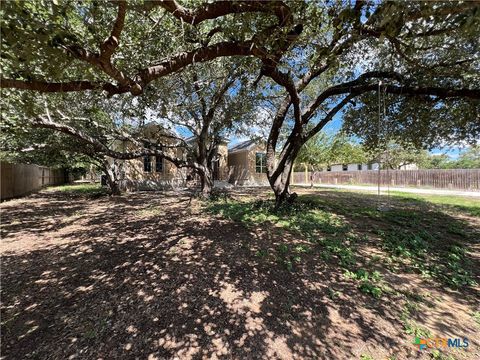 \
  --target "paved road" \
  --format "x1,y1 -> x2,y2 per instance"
297,184 -> 480,197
